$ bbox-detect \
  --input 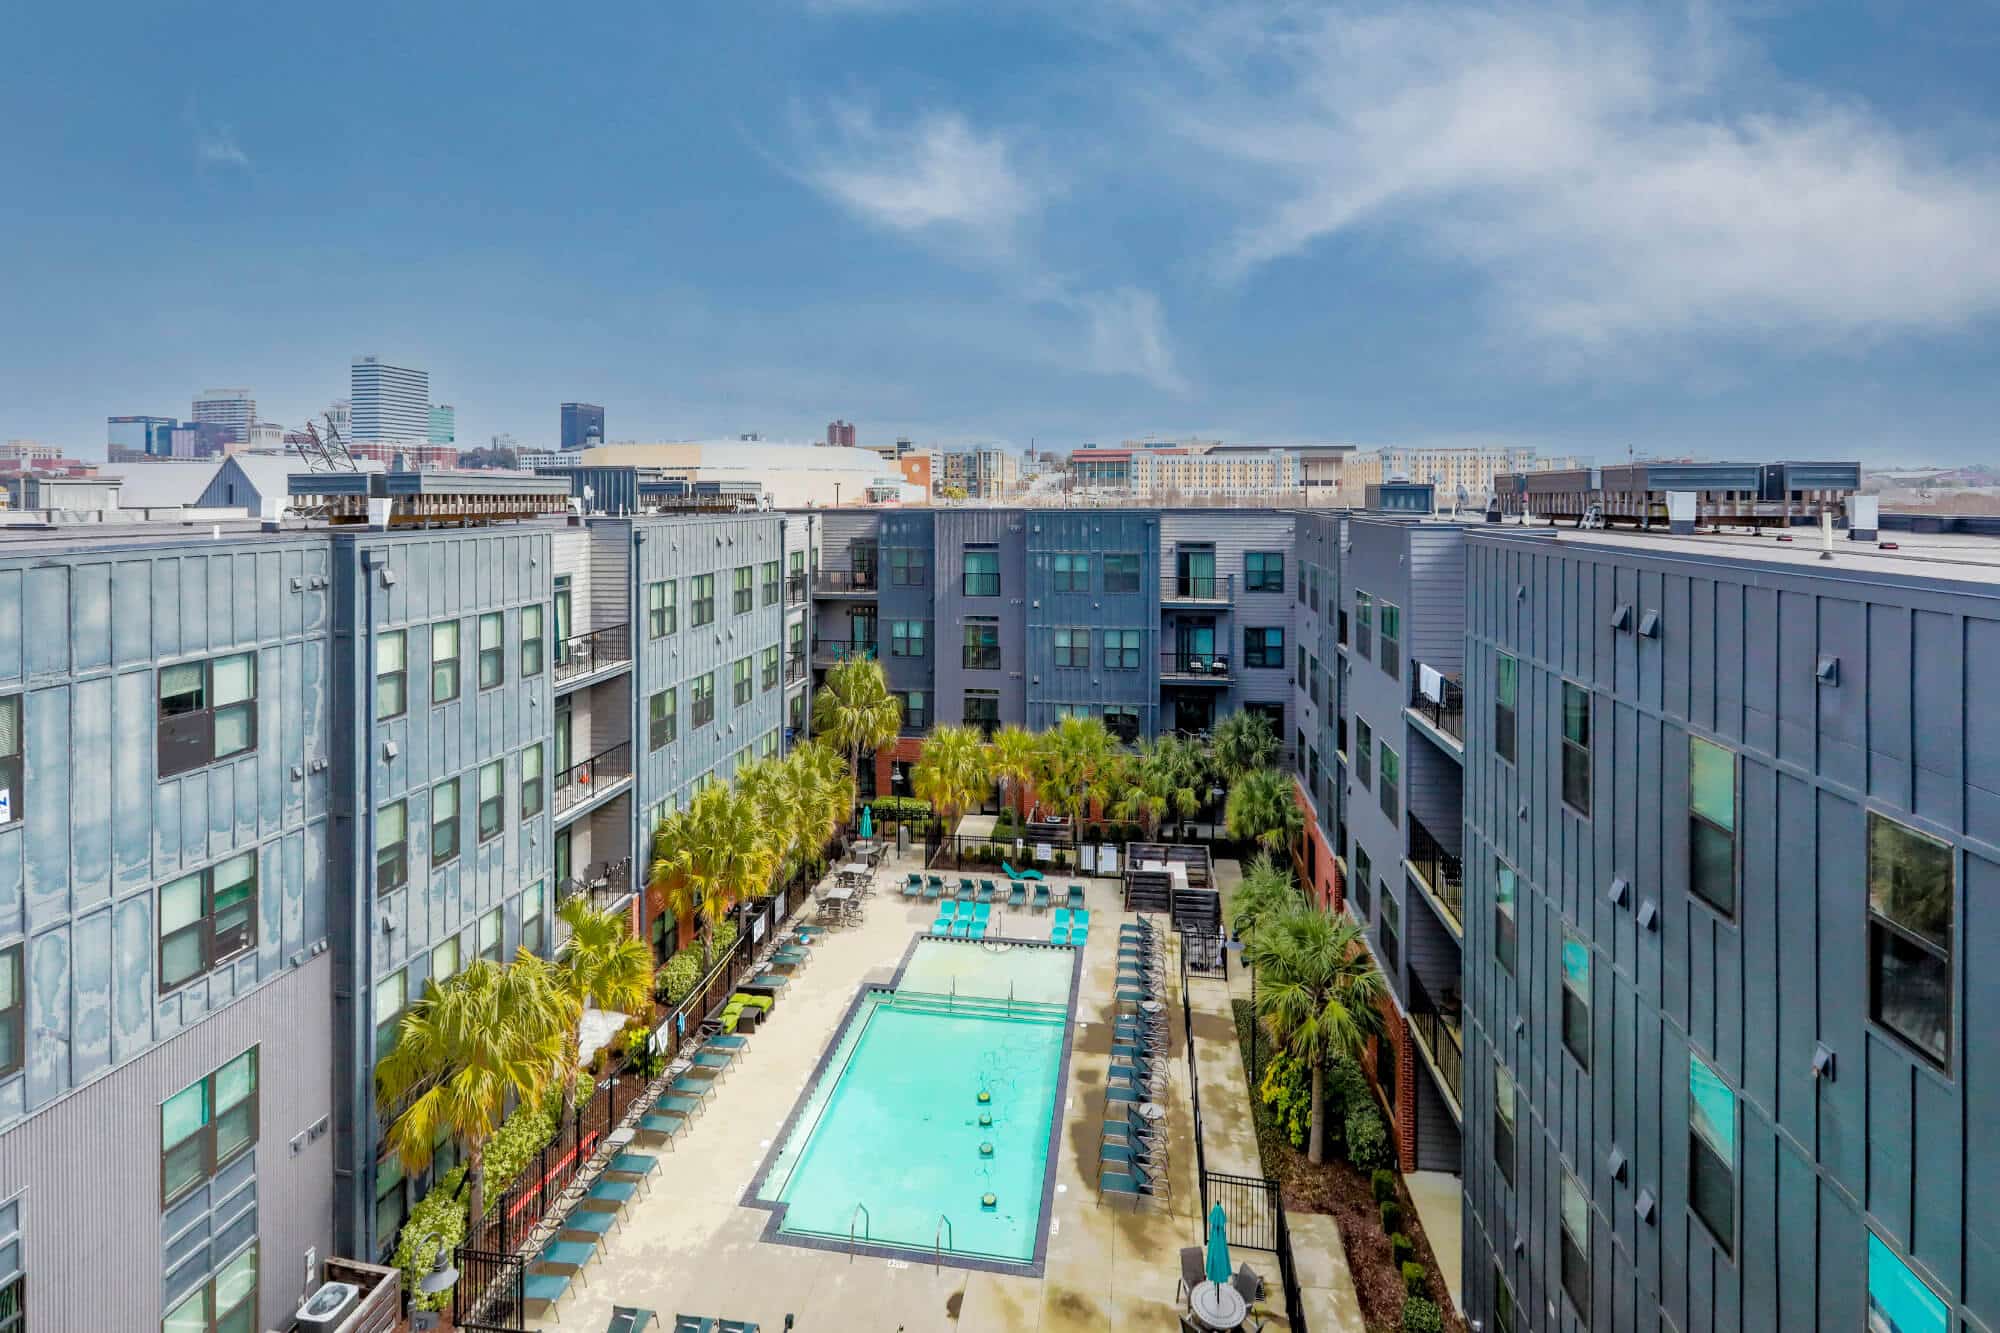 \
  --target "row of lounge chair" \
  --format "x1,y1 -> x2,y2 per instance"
903,874 -> 1088,912
1049,906 -> 1090,948
1100,916 -> 1171,1209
